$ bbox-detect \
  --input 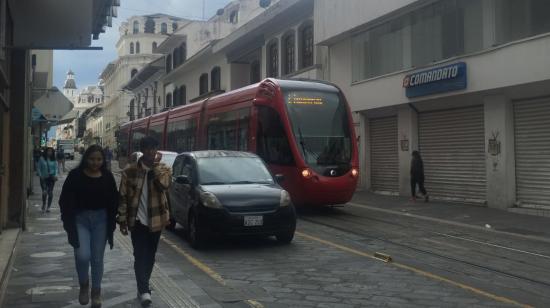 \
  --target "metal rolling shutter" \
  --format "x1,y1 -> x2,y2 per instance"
370,116 -> 398,193
418,106 -> 486,202
514,99 -> 550,209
